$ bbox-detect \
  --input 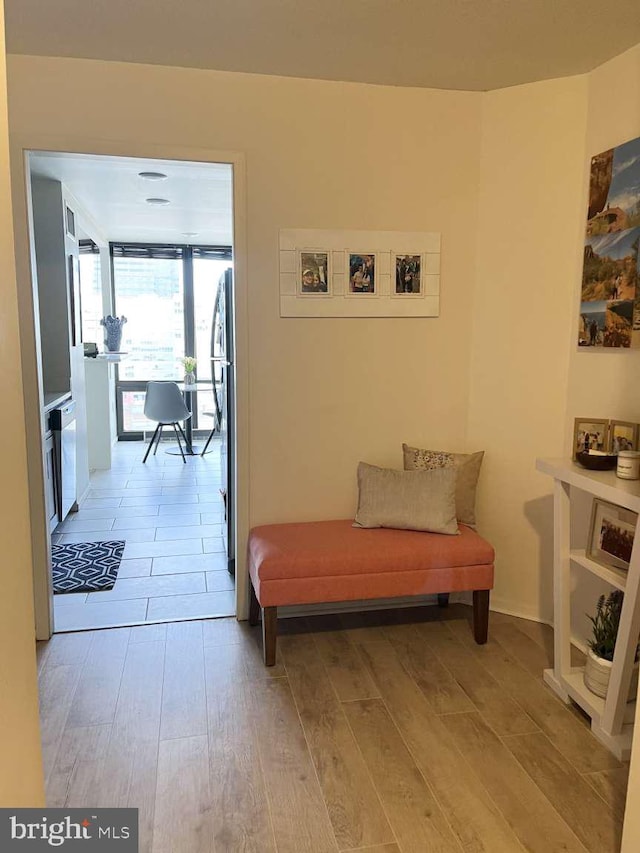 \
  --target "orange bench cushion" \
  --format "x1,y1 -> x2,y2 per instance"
248,519 -> 494,607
